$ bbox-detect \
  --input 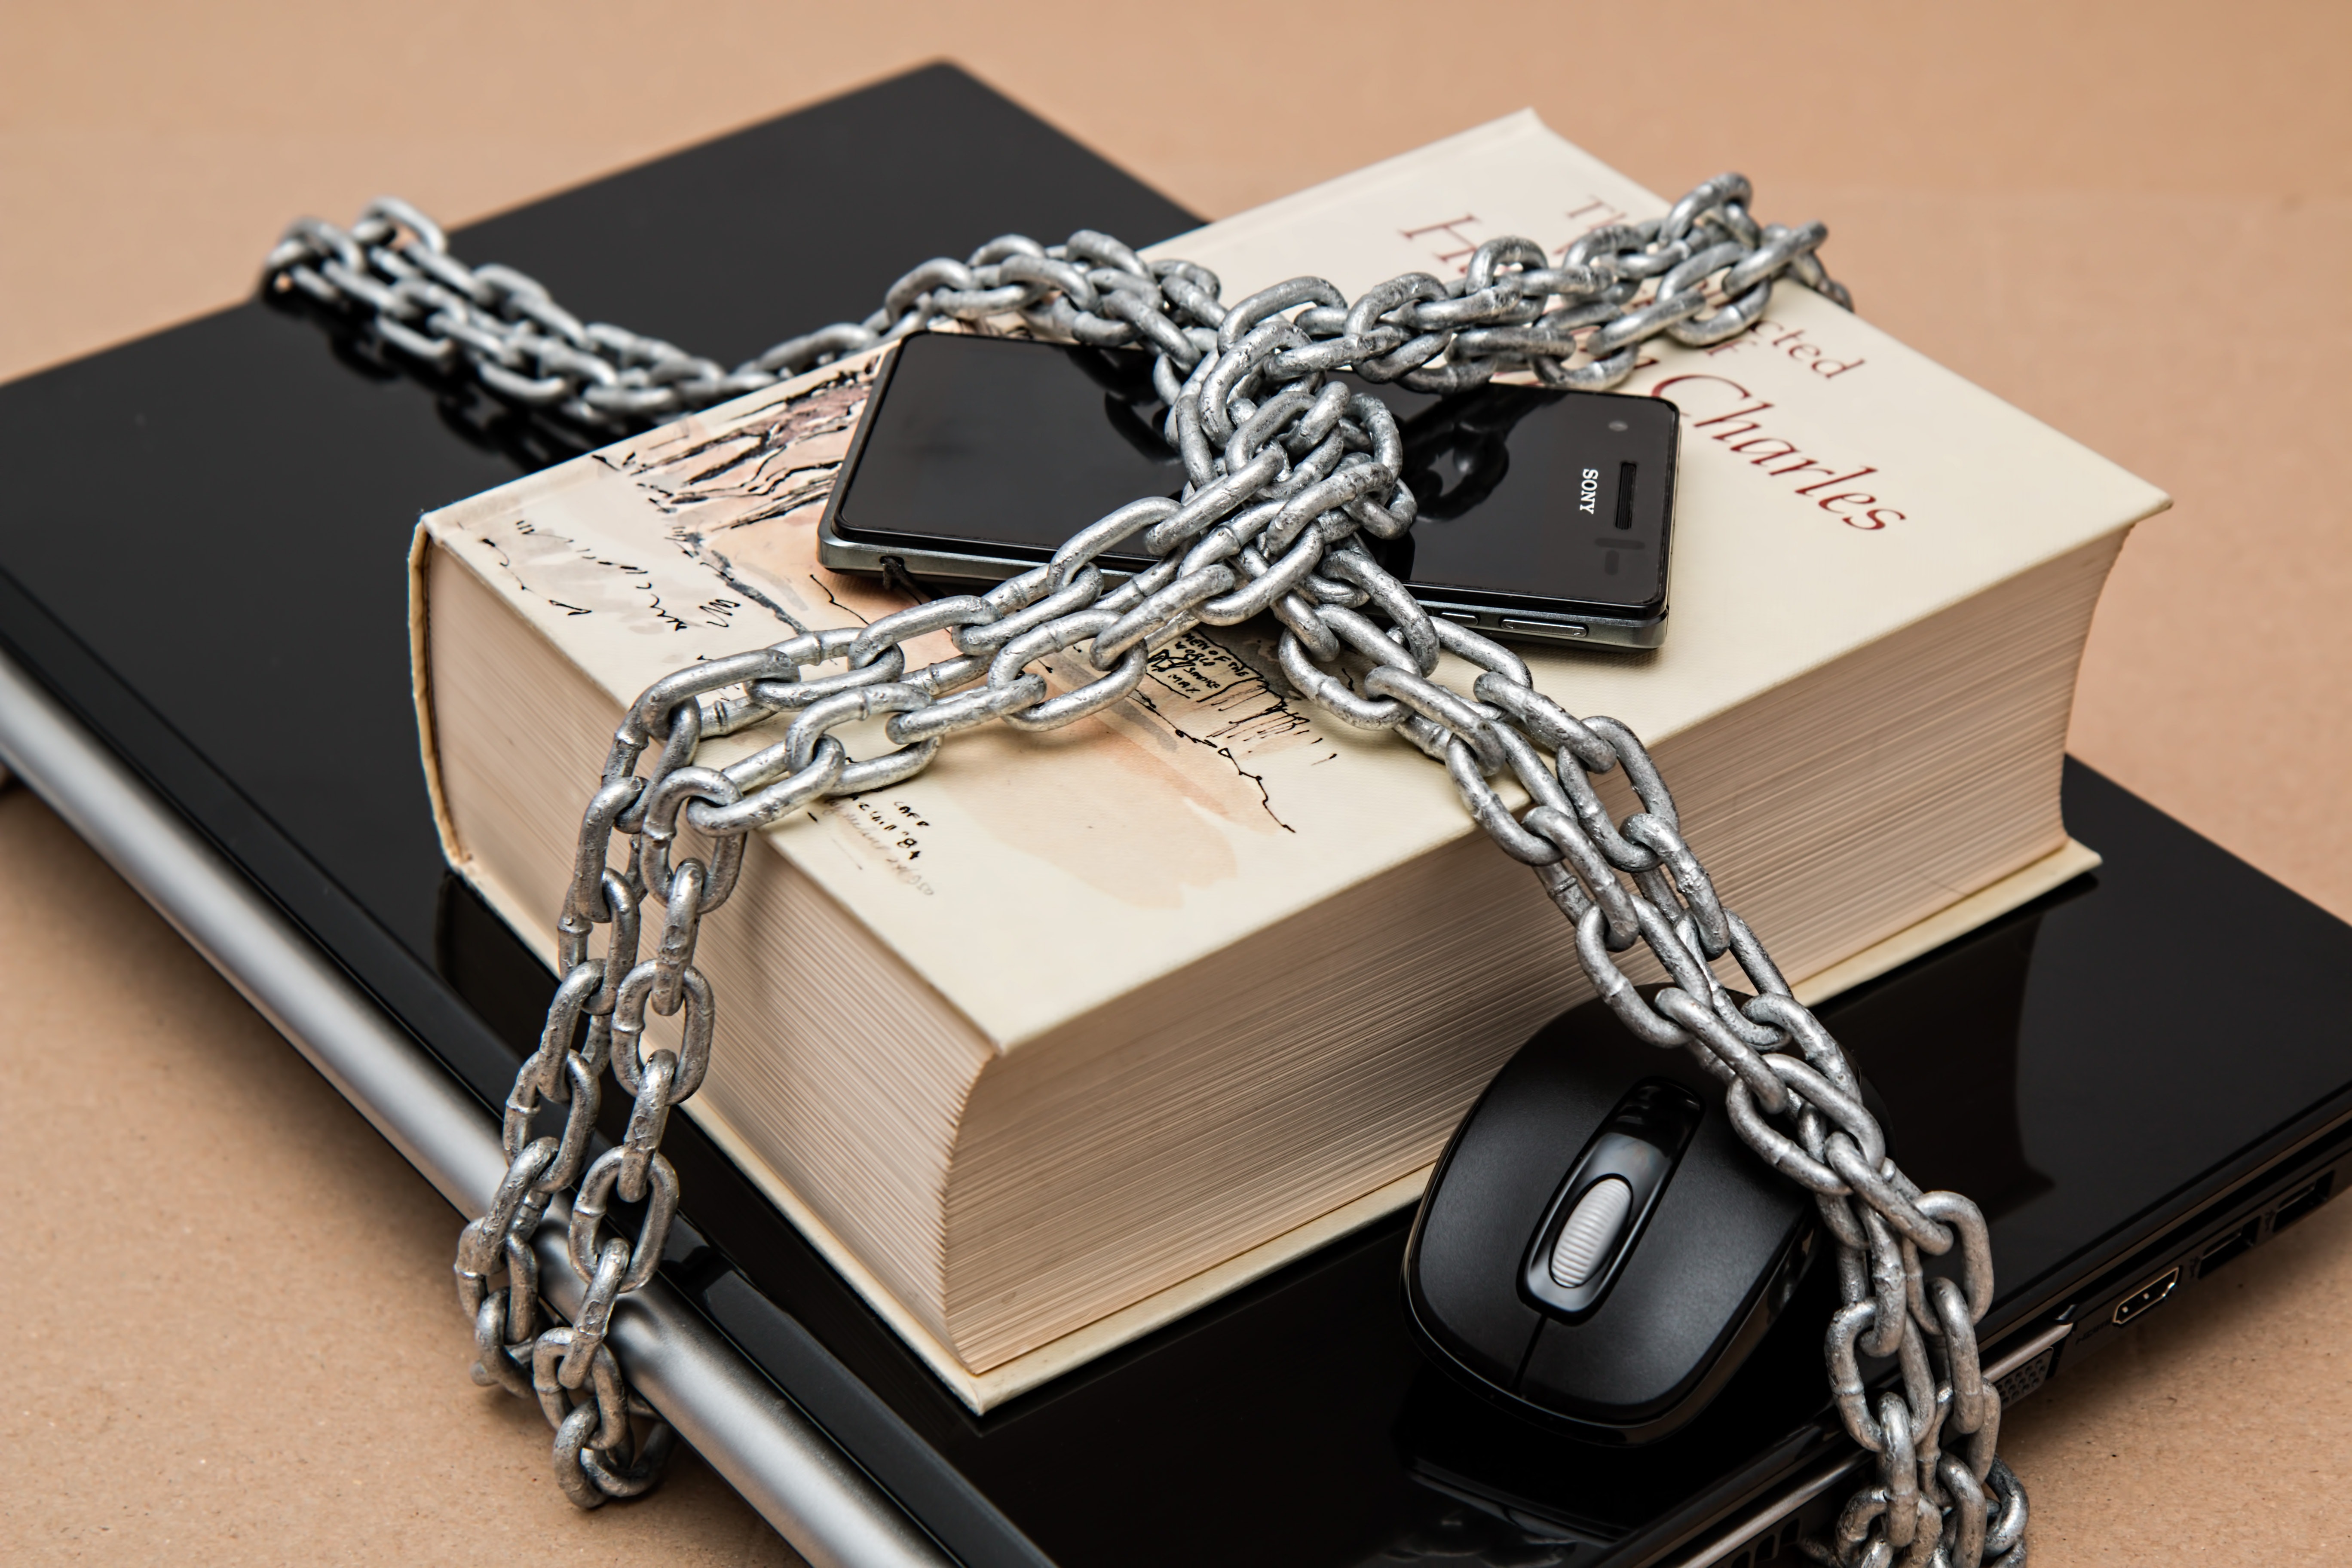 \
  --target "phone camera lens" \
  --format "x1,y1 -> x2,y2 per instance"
1607,420 -> 1628,432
